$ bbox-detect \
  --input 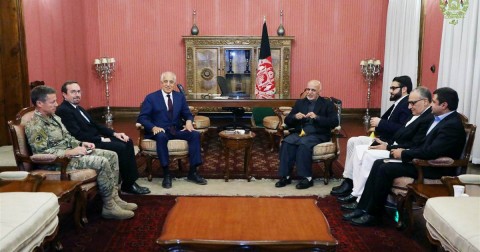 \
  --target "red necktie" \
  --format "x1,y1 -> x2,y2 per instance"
167,94 -> 173,119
